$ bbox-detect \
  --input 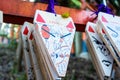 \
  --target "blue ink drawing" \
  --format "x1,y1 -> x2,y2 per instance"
107,26 -> 118,38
